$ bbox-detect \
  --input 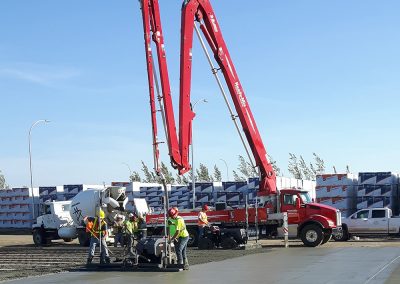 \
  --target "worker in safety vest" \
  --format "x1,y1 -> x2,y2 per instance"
84,208 -> 110,265
168,207 -> 189,270
198,204 -> 210,238
124,213 -> 138,255
113,215 -> 124,247
136,213 -> 147,240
